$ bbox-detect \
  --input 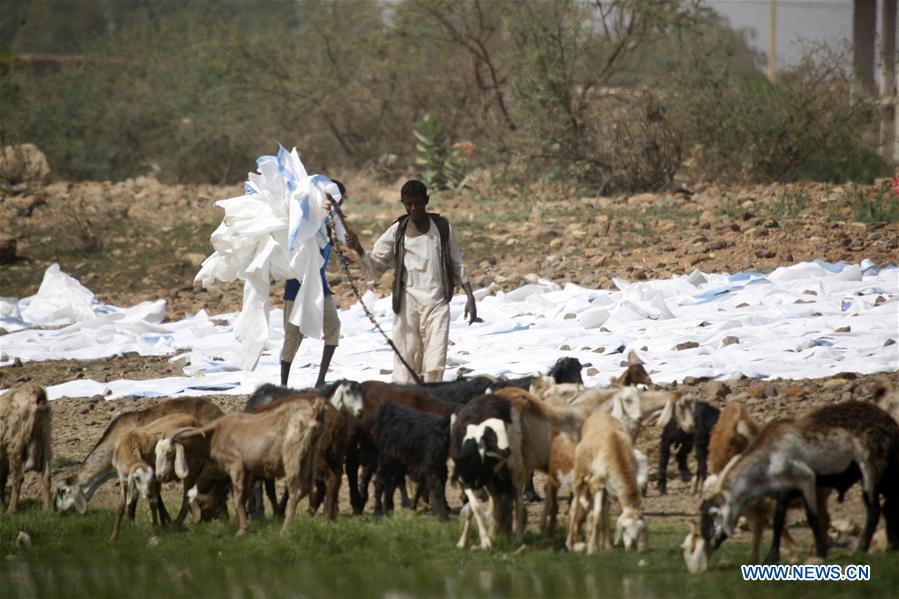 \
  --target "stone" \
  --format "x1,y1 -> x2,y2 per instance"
586,367 -> 599,377
885,339 -> 896,347
708,382 -> 731,400
183,252 -> 206,268
834,326 -> 850,333
785,385 -> 805,398
559,345 -> 571,351
721,336 -> 739,347
15,532 -> 31,548
0,235 -> 16,264
675,341 -> 699,351
747,382 -> 768,399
